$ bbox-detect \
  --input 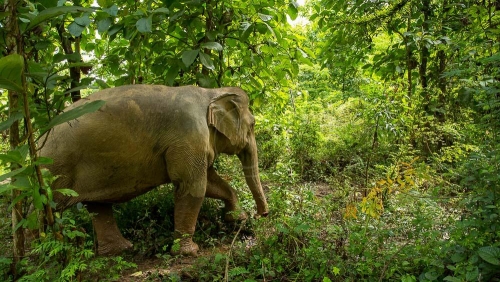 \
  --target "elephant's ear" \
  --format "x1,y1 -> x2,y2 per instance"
208,93 -> 243,147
